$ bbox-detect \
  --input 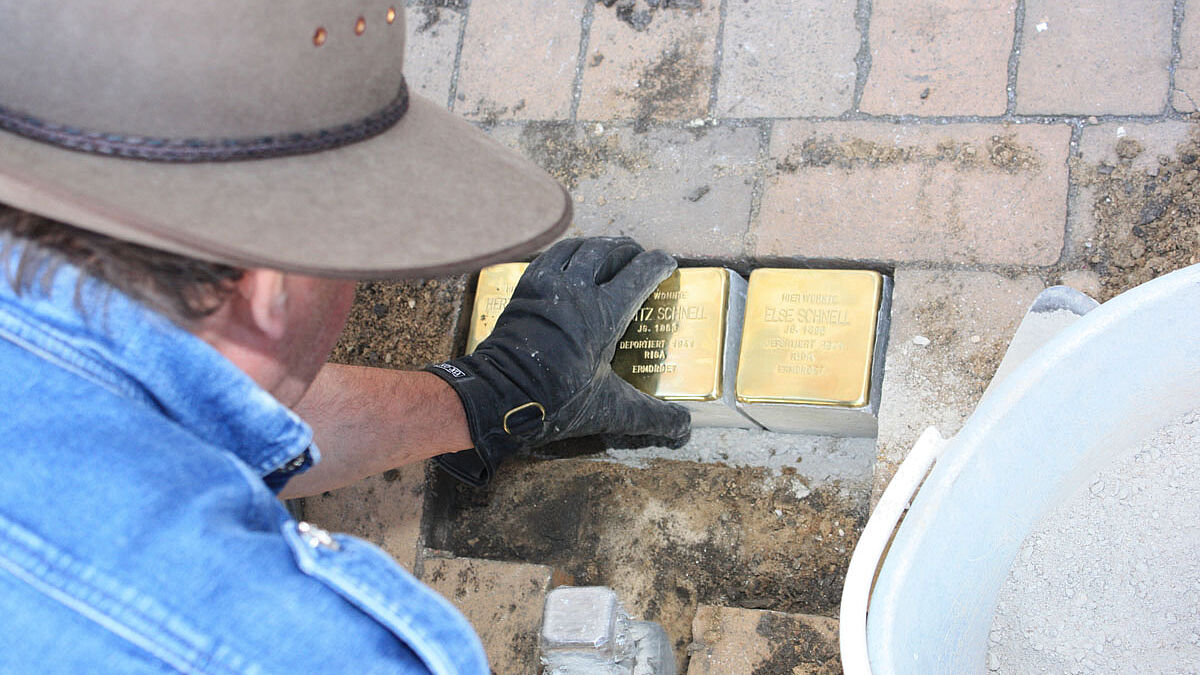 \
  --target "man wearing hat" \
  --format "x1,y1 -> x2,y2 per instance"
0,2 -> 688,673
